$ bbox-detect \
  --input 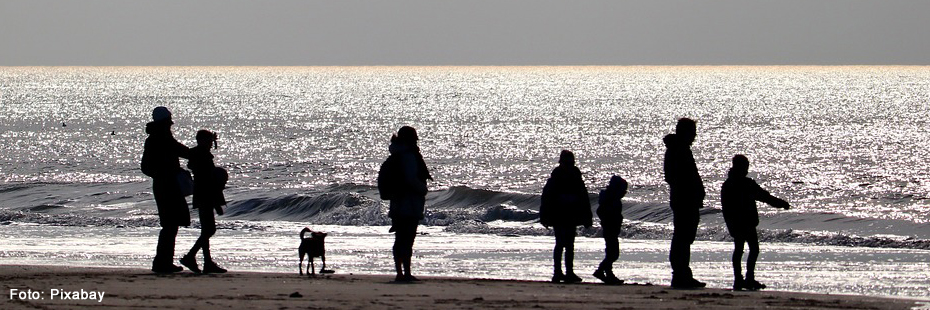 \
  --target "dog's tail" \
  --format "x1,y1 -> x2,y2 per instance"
300,227 -> 312,239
